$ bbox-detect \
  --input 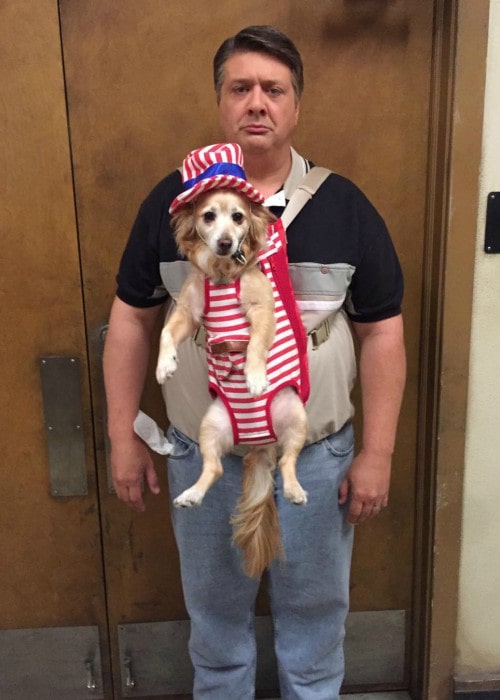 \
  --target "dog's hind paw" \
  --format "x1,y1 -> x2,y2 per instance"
173,488 -> 204,508
156,354 -> 178,384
